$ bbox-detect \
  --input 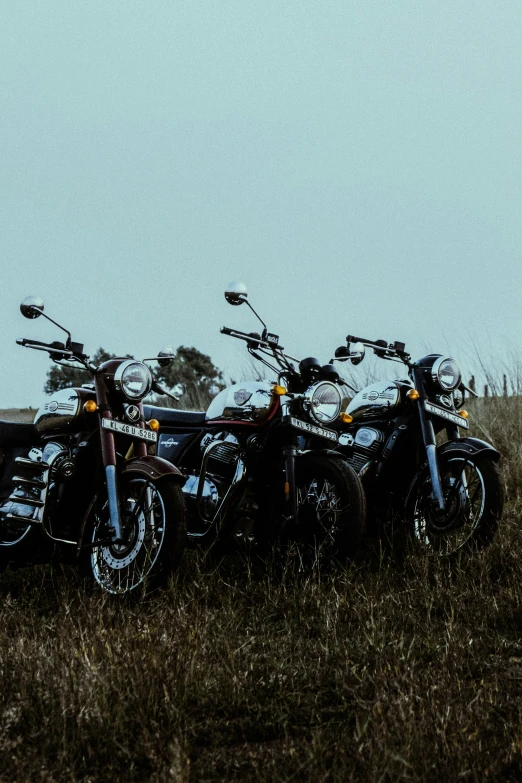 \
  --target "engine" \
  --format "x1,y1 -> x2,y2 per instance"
339,427 -> 385,475
182,432 -> 241,525
0,441 -> 76,531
